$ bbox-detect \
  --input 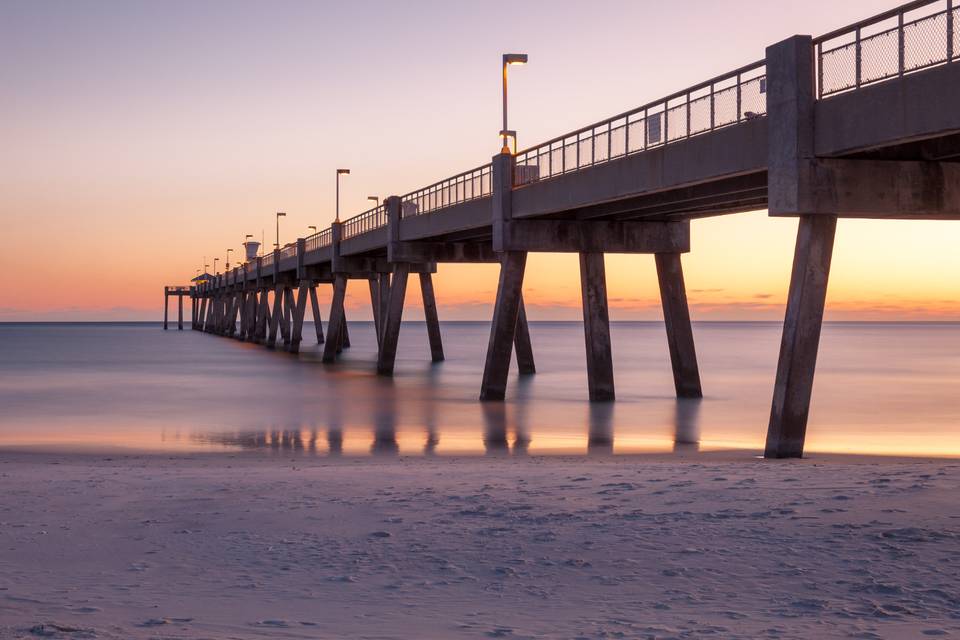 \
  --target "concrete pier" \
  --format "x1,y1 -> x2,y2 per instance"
177,0 -> 960,458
